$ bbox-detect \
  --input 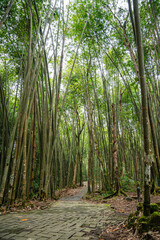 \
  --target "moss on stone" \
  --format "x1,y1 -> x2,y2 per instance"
134,210 -> 139,216
127,213 -> 138,228
137,202 -> 143,212
137,212 -> 160,233
138,222 -> 150,233
149,212 -> 160,225
128,204 -> 160,234
156,202 -> 160,207
136,215 -> 150,233
128,213 -> 135,218
150,203 -> 159,214
138,215 -> 149,223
